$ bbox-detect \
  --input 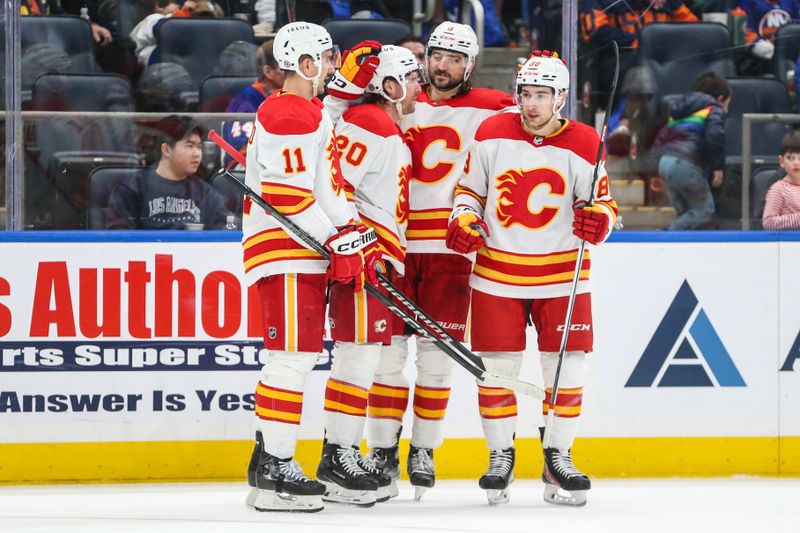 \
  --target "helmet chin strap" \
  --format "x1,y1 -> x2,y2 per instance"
383,81 -> 407,119
297,58 -> 324,95
553,89 -> 567,116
